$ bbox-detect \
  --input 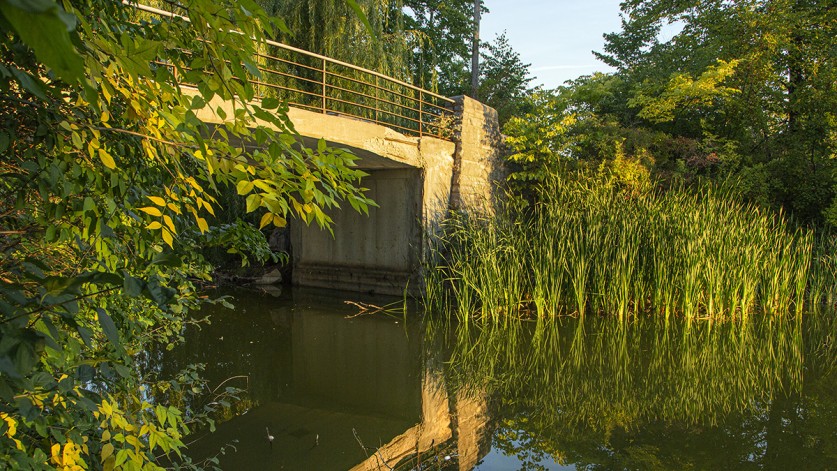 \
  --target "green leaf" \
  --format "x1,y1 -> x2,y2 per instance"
0,131 -> 10,153
245,194 -> 261,212
101,443 -> 114,462
123,274 -> 144,297
343,0 -> 374,37
13,342 -> 37,376
98,148 -> 116,169
118,34 -> 162,78
261,97 -> 280,110
96,308 -> 121,350
150,253 -> 182,267
146,278 -> 175,306
0,0 -> 84,84
9,67 -> 47,100
236,180 -> 254,195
